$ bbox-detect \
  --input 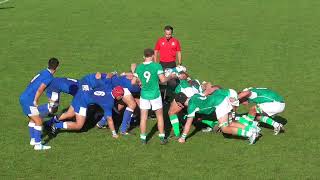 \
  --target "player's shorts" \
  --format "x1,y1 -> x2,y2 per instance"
140,96 -> 163,110
71,92 -> 87,117
46,91 -> 60,102
215,97 -> 233,119
258,102 -> 285,116
19,96 -> 39,116
123,88 -> 131,96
